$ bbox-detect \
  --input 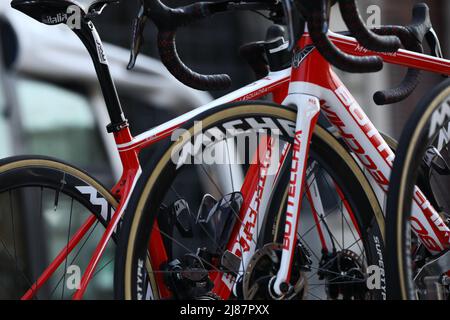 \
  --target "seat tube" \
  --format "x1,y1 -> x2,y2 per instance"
72,18 -> 128,132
